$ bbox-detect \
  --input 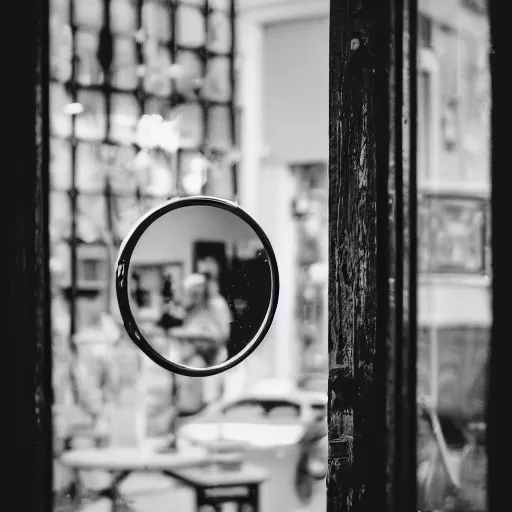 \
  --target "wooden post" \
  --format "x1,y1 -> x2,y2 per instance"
7,0 -> 52,511
487,0 -> 509,511
328,0 -> 417,510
